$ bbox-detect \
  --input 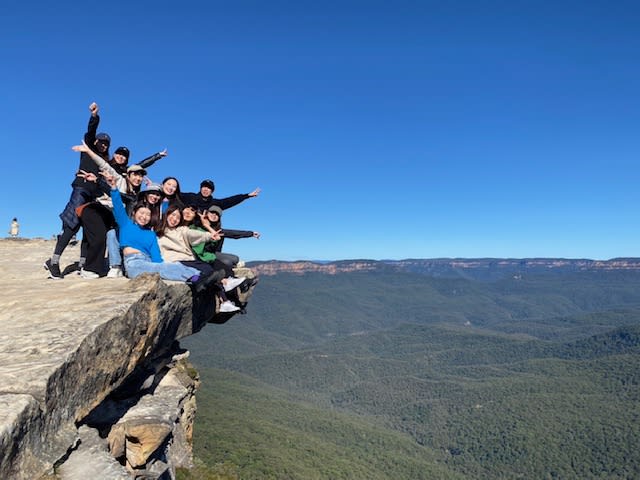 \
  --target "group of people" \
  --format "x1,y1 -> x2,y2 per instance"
45,103 -> 261,313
